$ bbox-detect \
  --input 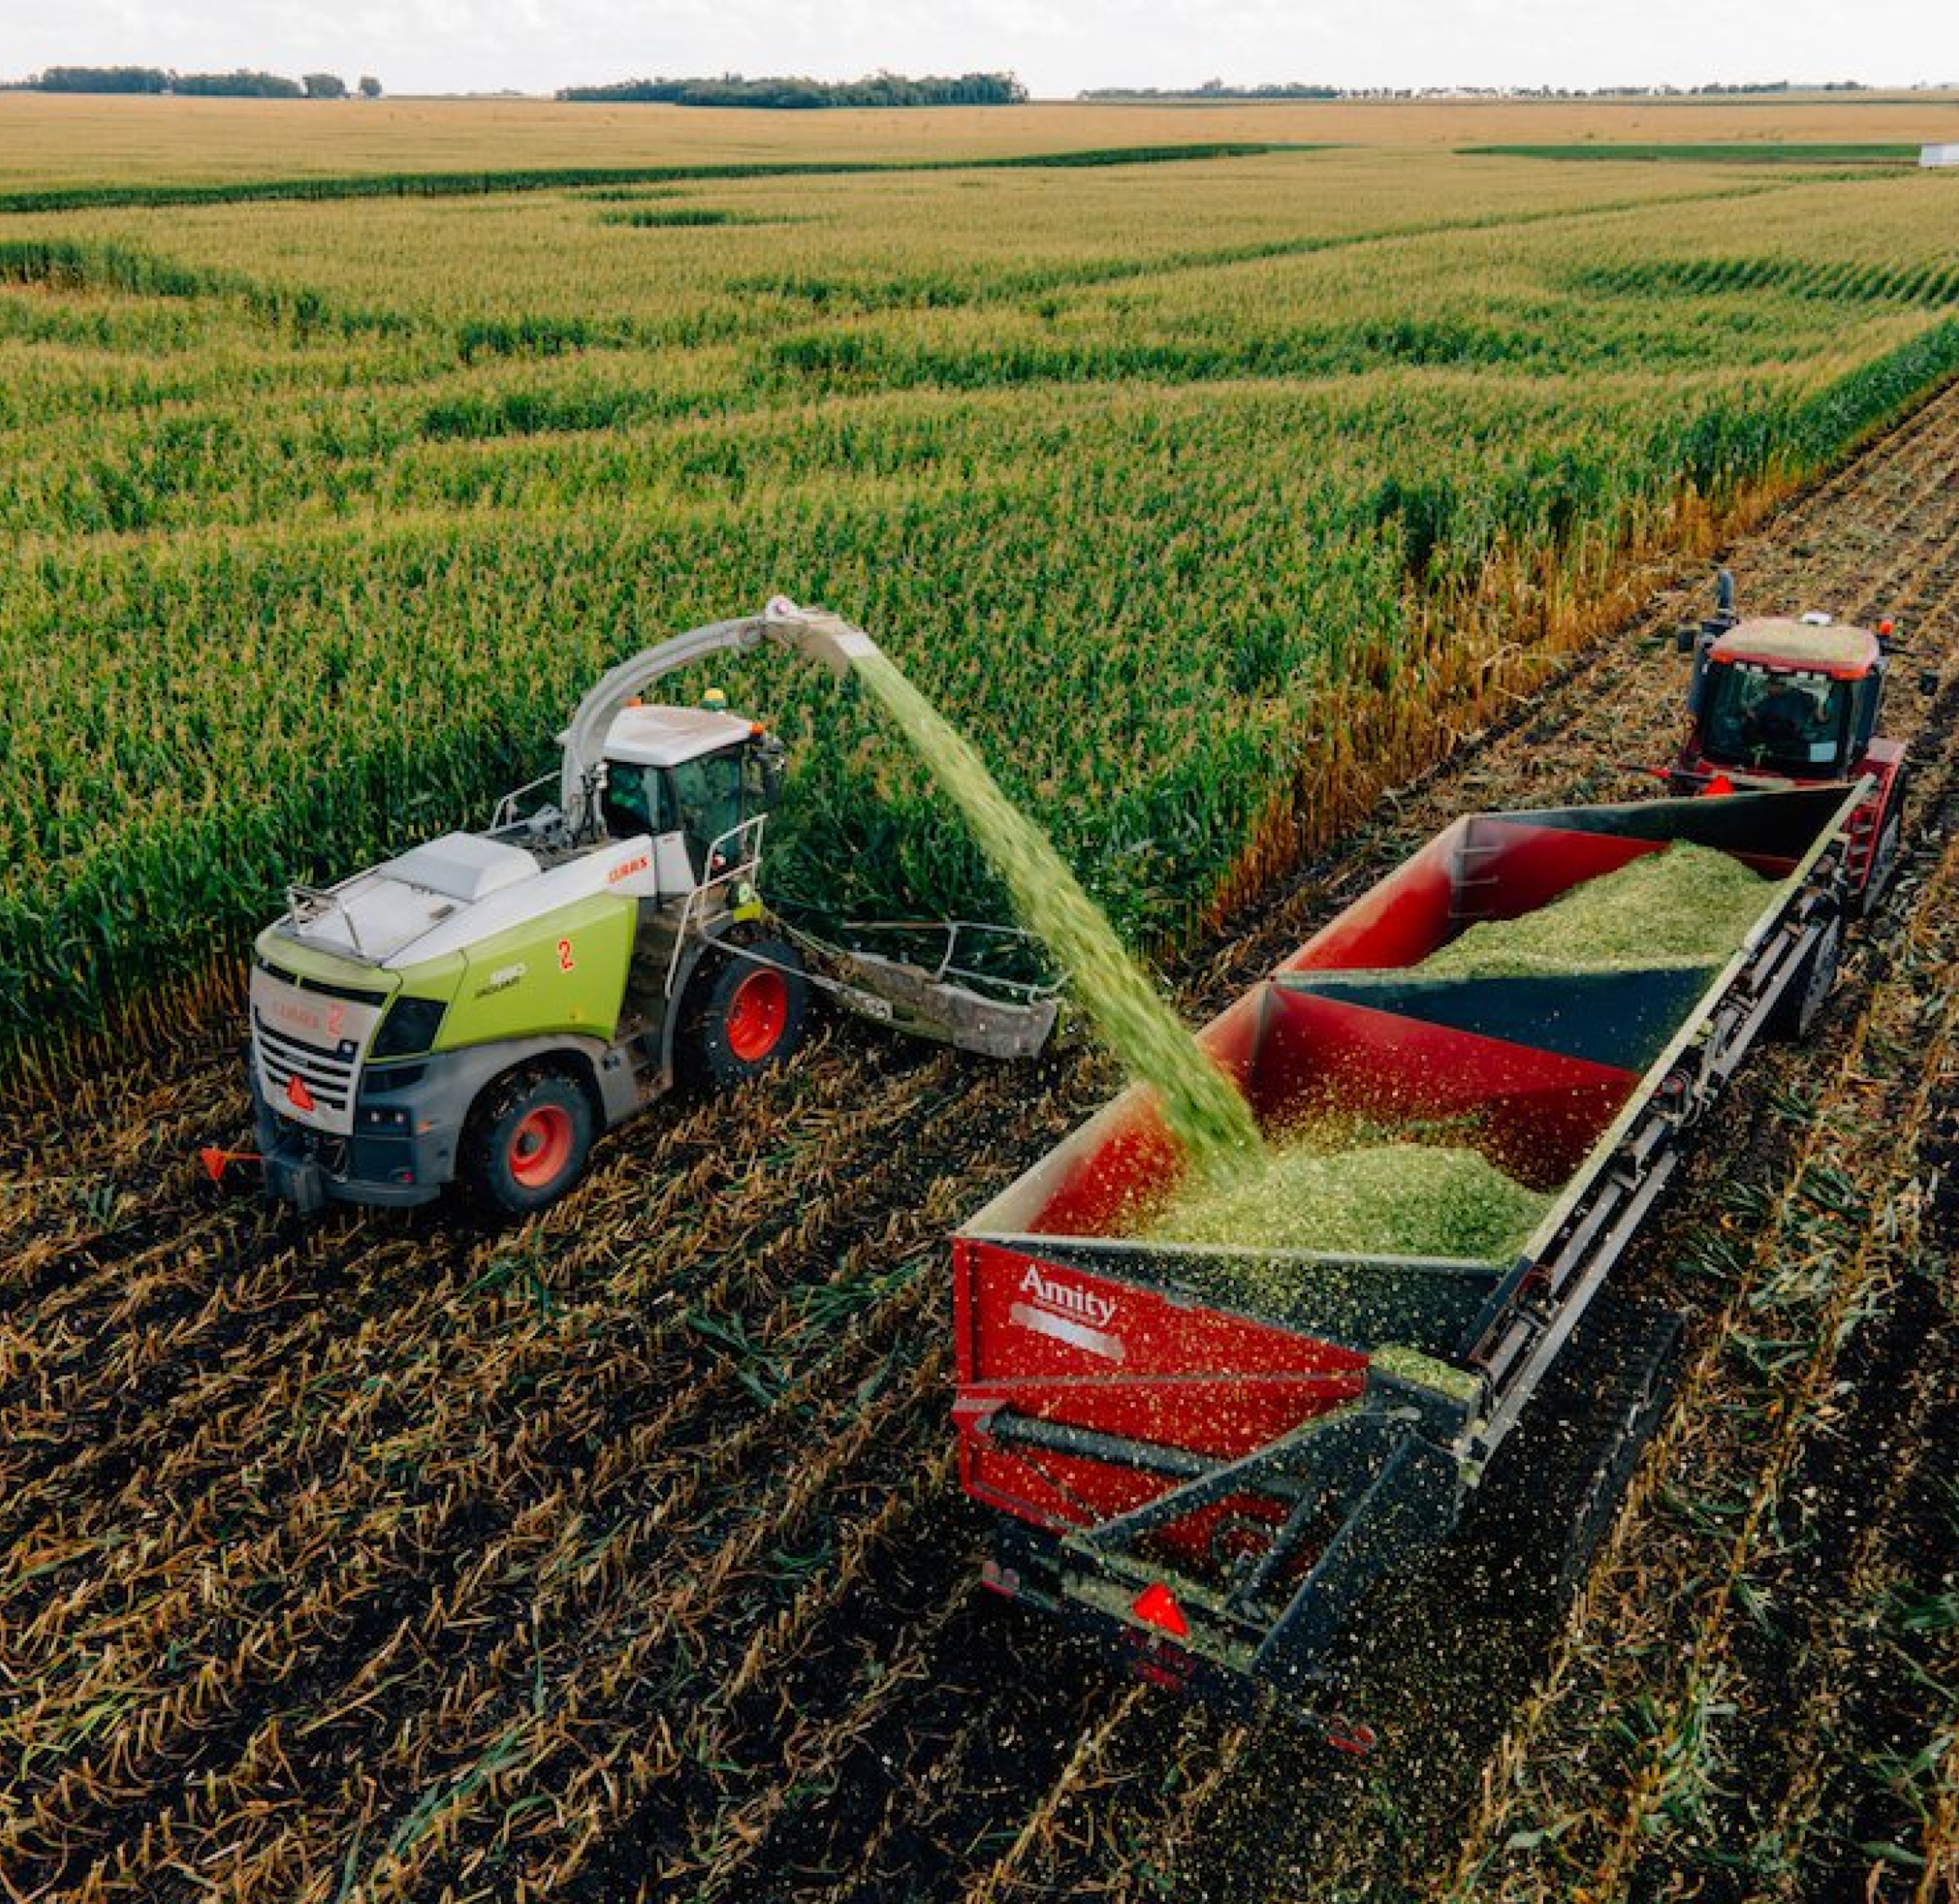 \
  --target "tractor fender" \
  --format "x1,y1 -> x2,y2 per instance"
367,1033 -> 615,1187
656,923 -> 737,1079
